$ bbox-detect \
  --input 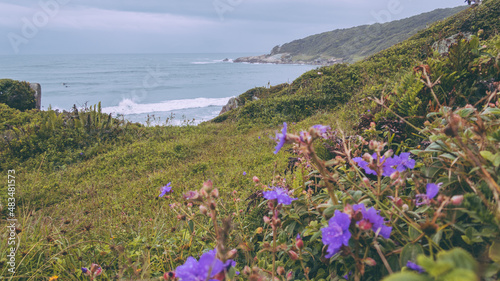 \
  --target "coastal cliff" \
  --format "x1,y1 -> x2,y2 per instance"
234,6 -> 466,65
